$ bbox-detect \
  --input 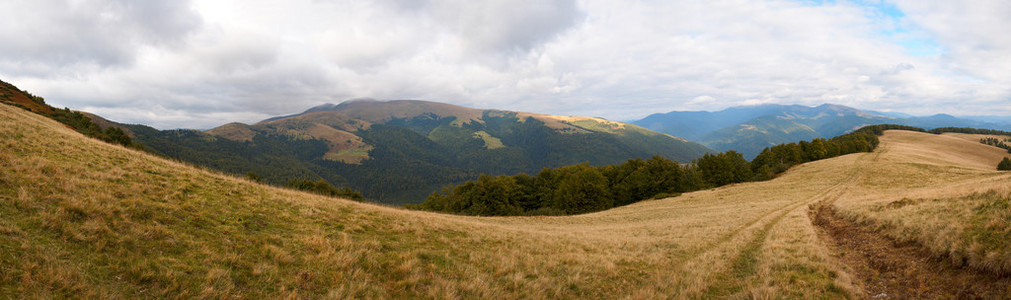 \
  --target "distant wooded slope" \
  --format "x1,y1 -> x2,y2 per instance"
128,100 -> 712,204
